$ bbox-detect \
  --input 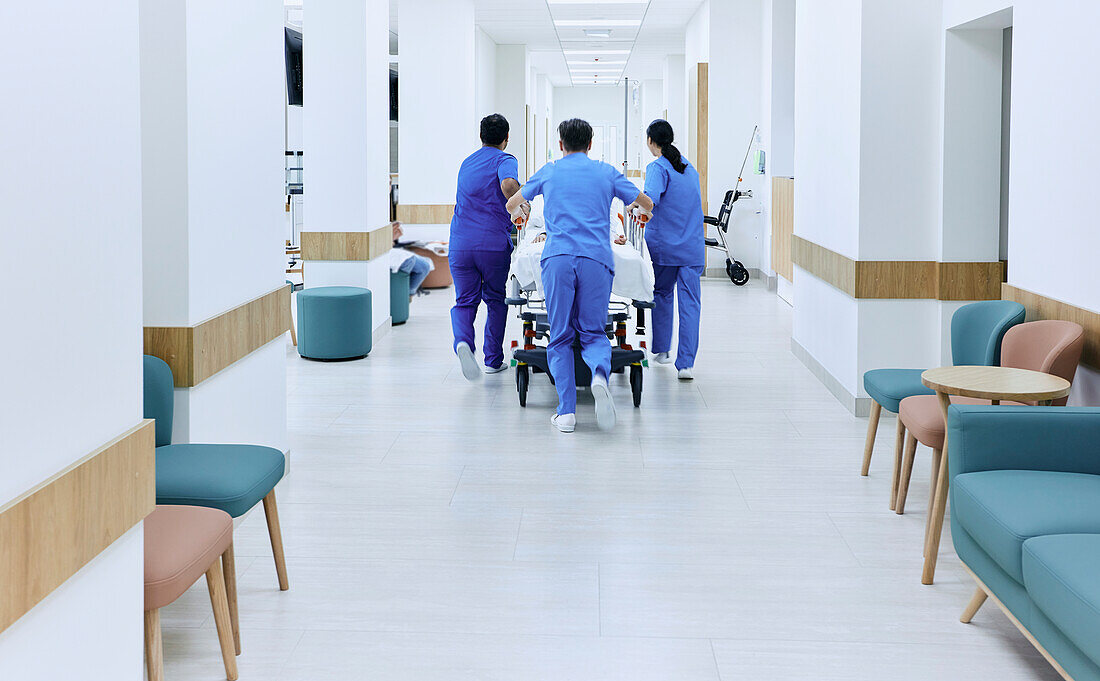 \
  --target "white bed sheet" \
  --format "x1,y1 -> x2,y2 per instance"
511,240 -> 655,303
